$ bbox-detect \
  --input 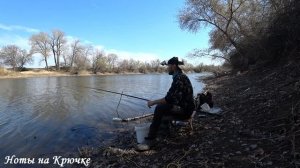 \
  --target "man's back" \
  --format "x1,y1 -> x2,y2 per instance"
165,71 -> 195,115
146,57 -> 196,140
